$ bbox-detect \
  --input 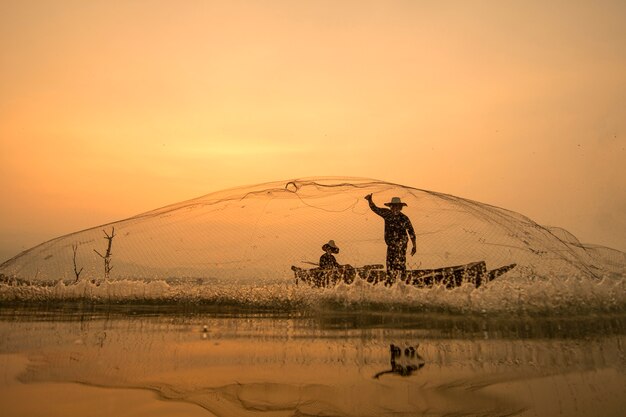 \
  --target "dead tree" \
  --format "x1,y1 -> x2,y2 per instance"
94,227 -> 115,280
72,243 -> 84,282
